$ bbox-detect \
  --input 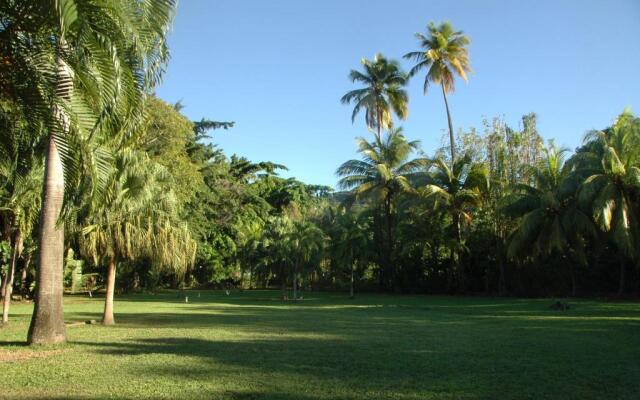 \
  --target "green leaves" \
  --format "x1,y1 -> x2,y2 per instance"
54,0 -> 78,38
341,53 -> 409,136
405,21 -> 471,94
